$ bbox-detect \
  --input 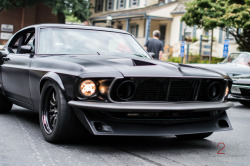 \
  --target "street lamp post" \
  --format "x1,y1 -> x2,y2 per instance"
106,15 -> 112,28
